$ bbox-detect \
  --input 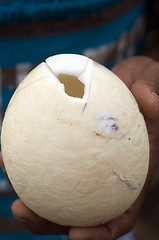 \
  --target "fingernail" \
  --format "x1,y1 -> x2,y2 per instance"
152,92 -> 159,99
15,216 -> 27,223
